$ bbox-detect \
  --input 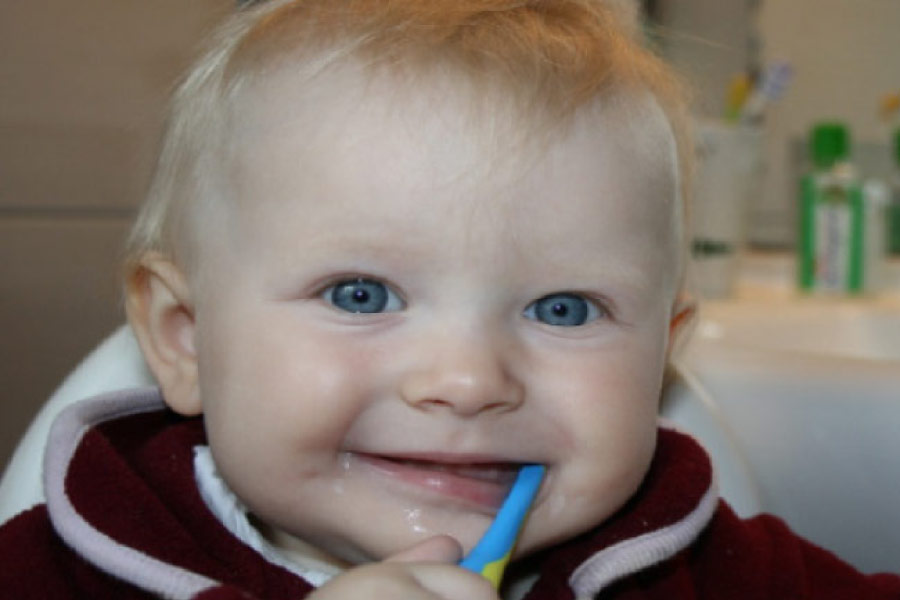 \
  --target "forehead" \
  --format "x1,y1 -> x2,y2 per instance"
219,61 -> 680,281
227,58 -> 678,200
